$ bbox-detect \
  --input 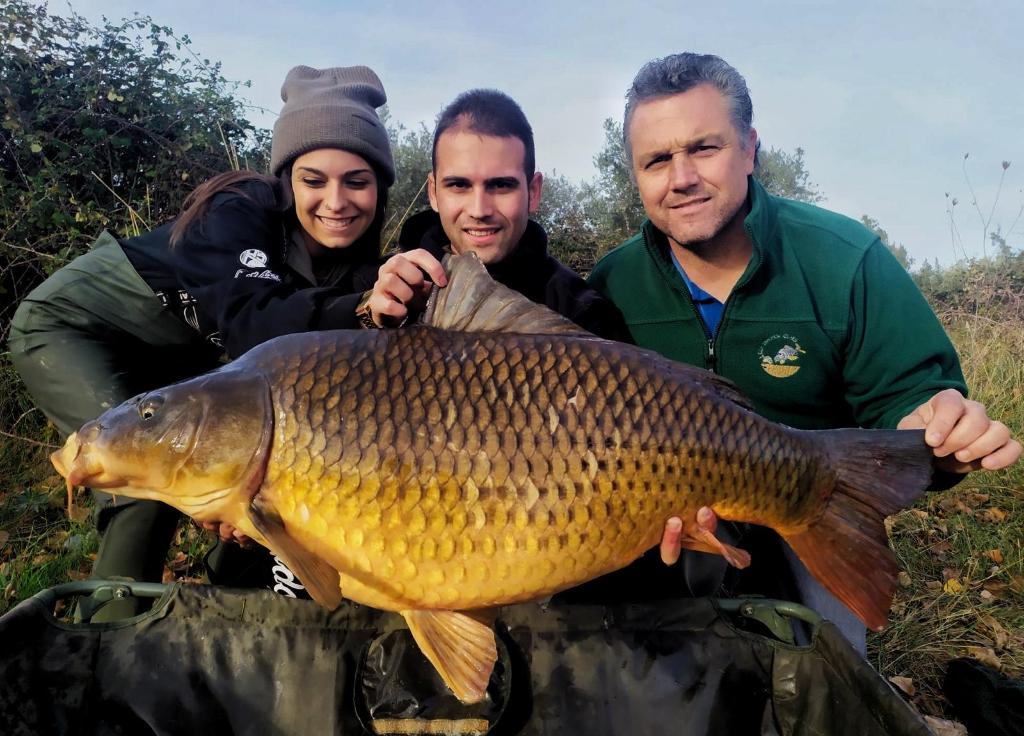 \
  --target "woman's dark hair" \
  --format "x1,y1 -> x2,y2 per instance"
169,166 -> 388,261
